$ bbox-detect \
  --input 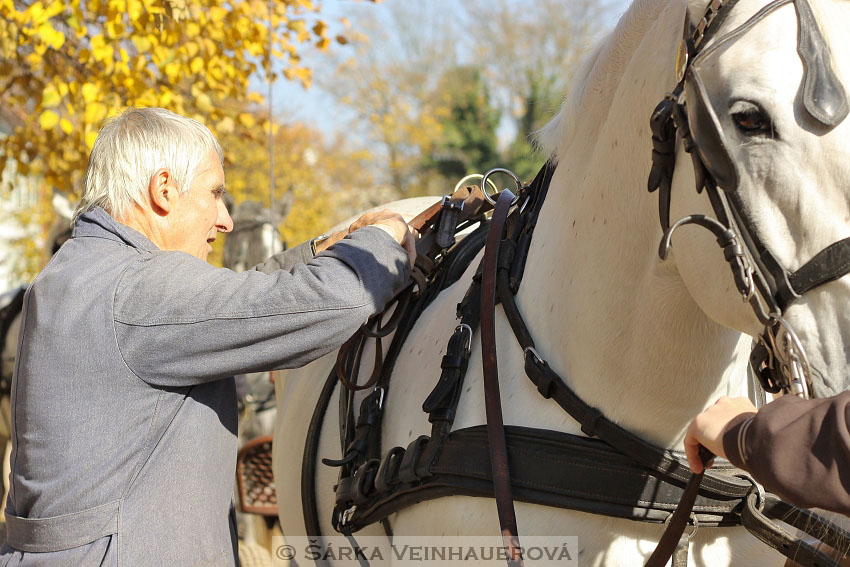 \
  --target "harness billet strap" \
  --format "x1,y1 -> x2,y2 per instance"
480,190 -> 524,567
